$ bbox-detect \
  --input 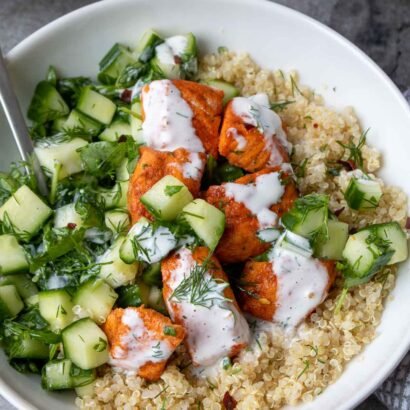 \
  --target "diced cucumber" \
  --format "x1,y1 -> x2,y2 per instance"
77,87 -> 116,125
130,101 -> 144,143
51,116 -> 69,133
54,203 -> 85,229
316,220 -> 349,260
147,285 -> 167,315
116,158 -> 130,181
28,81 -> 70,124
26,294 -> 39,306
116,282 -> 149,307
104,209 -> 130,235
181,199 -> 225,250
62,318 -> 109,369
42,359 -> 72,390
35,137 -> 89,180
151,33 -> 197,79
9,337 -> 49,359
98,43 -> 137,85
0,185 -> 52,241
281,194 -> 329,248
119,217 -> 177,264
38,289 -> 74,330
0,285 -> 24,320
99,120 -> 131,142
99,237 -> 139,288
0,235 -> 28,274
64,109 -> 102,136
141,175 -> 193,221
73,279 -> 118,324
341,222 -> 407,286
344,177 -> 382,210
98,181 -> 128,210
203,80 -> 239,105
276,230 -> 313,258
375,222 -> 408,264
142,262 -> 162,287
42,359 -> 97,391
135,29 -> 164,63
0,274 -> 38,301
75,380 -> 96,397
